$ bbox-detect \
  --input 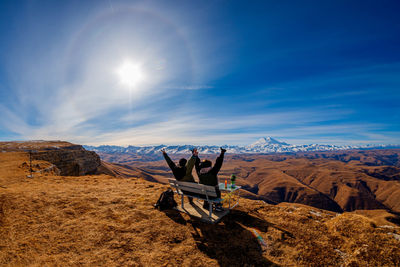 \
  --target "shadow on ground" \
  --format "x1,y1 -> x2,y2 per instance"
188,209 -> 293,267
162,209 -> 188,225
